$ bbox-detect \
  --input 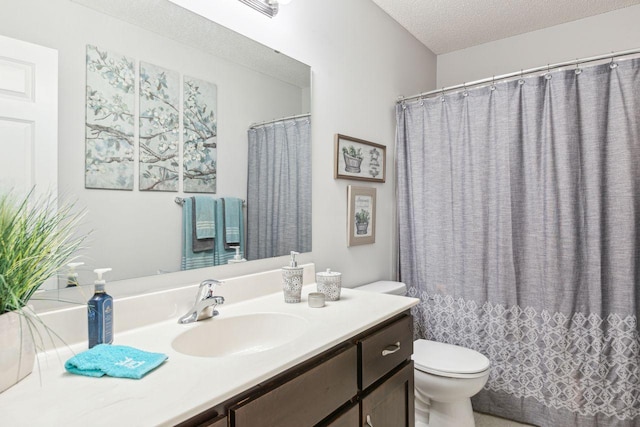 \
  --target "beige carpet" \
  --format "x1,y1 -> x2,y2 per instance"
474,412 -> 535,427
